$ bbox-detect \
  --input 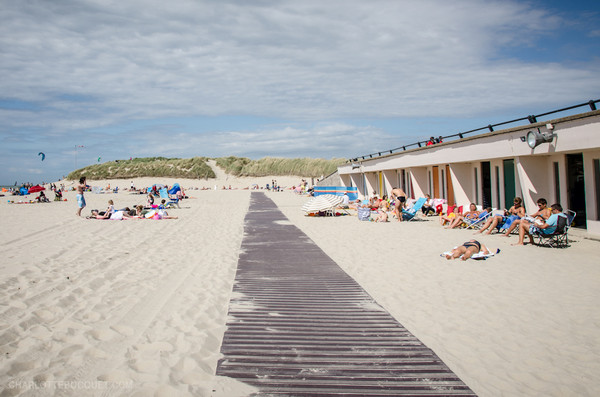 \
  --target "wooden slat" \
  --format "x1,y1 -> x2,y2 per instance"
216,192 -> 477,396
